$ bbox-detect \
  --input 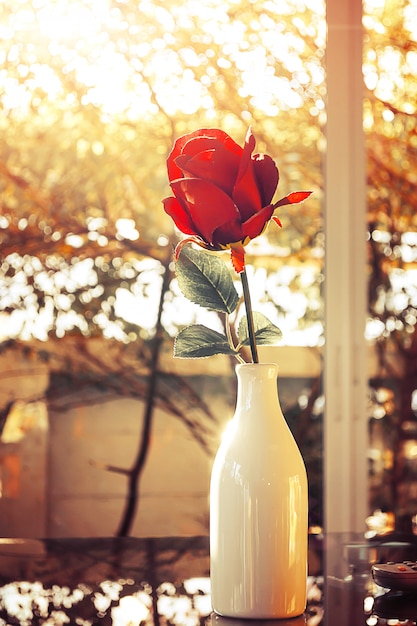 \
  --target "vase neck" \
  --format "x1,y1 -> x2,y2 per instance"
235,363 -> 281,416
